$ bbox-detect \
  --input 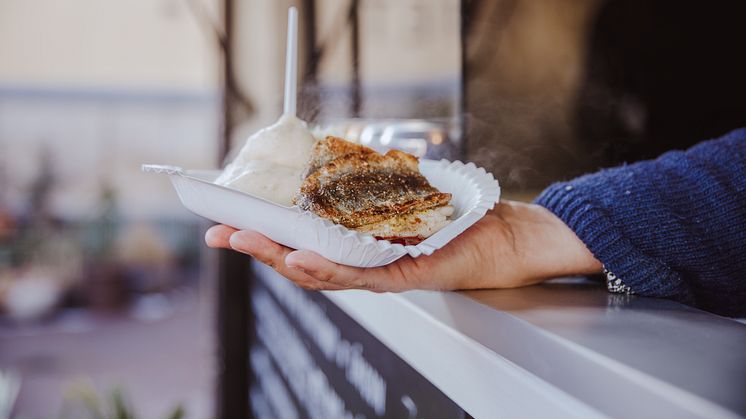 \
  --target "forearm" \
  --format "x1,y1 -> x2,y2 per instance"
534,128 -> 746,314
